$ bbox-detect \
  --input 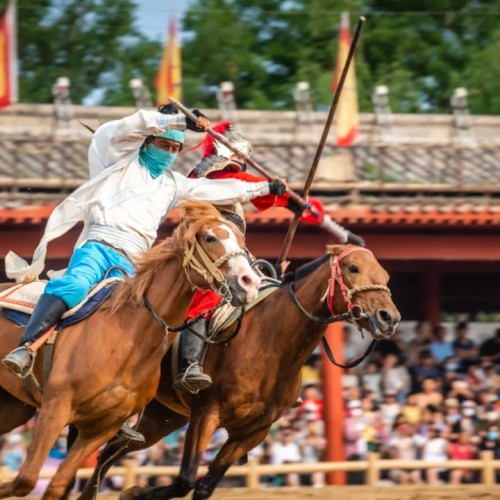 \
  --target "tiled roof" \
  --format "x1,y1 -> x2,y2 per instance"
1,204 -> 498,228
